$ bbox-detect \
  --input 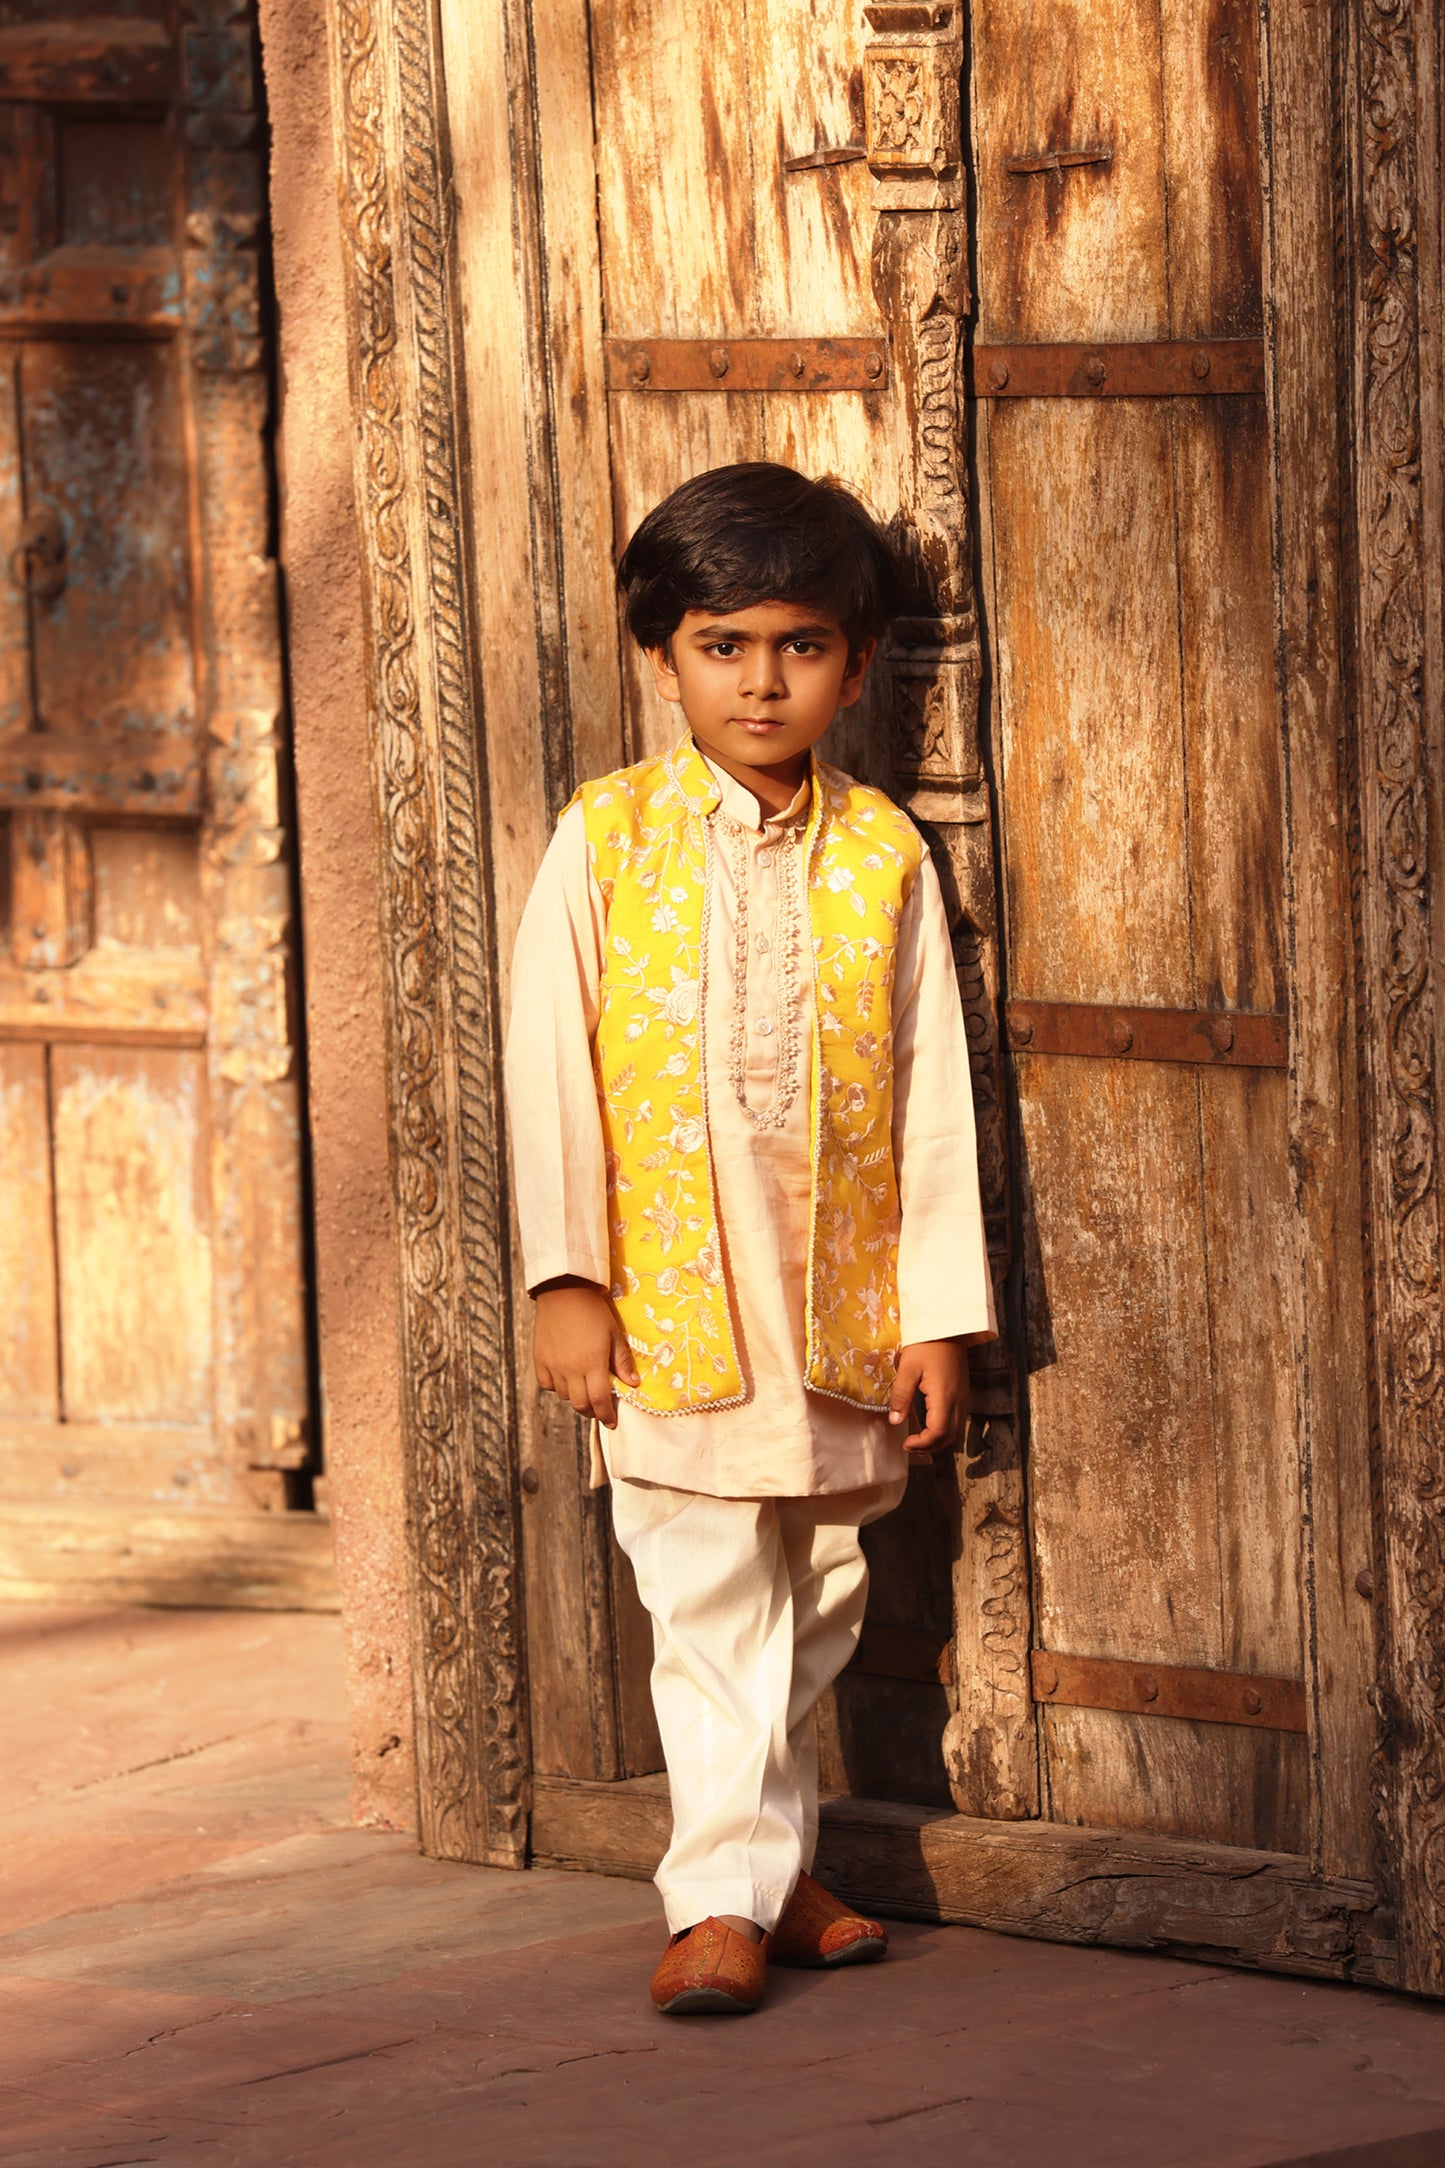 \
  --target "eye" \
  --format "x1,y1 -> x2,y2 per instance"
785,639 -> 822,655
706,641 -> 741,658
